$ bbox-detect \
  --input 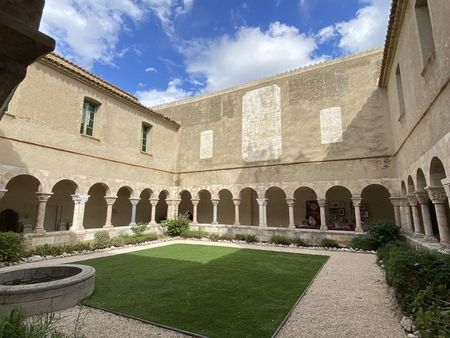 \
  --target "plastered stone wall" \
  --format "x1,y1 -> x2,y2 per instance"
200,130 -> 213,159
